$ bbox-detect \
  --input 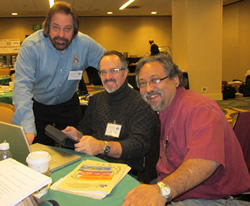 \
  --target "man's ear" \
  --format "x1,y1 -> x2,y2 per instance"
124,68 -> 129,77
173,76 -> 180,87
